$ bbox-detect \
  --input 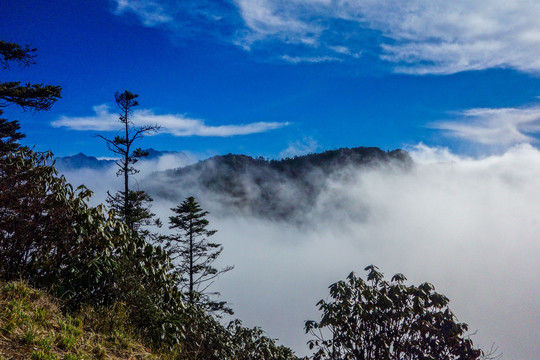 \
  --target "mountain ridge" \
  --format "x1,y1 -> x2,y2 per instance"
55,148 -> 179,170
56,146 -> 412,221
147,146 -> 412,221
